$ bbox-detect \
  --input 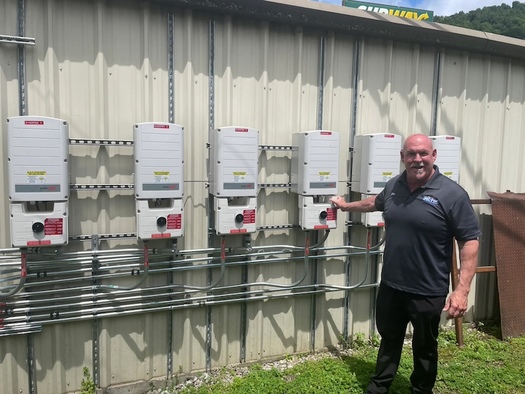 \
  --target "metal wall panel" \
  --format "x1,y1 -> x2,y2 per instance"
33,323 -> 92,394
0,334 -> 29,394
358,37 -> 436,137
0,0 -> 21,248
2,0 -> 524,392
438,51 -> 525,200
315,31 -> 358,349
